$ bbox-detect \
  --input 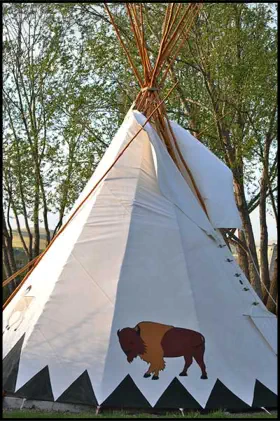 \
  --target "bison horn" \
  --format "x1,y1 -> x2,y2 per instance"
135,325 -> 140,335
117,329 -> 121,337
